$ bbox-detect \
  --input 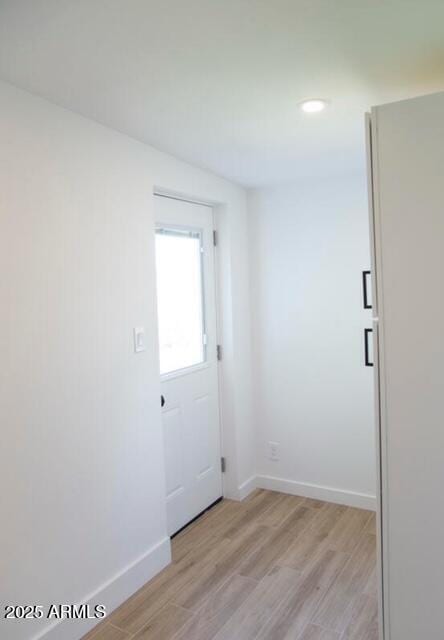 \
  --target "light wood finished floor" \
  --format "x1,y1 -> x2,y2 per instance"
83,490 -> 378,640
